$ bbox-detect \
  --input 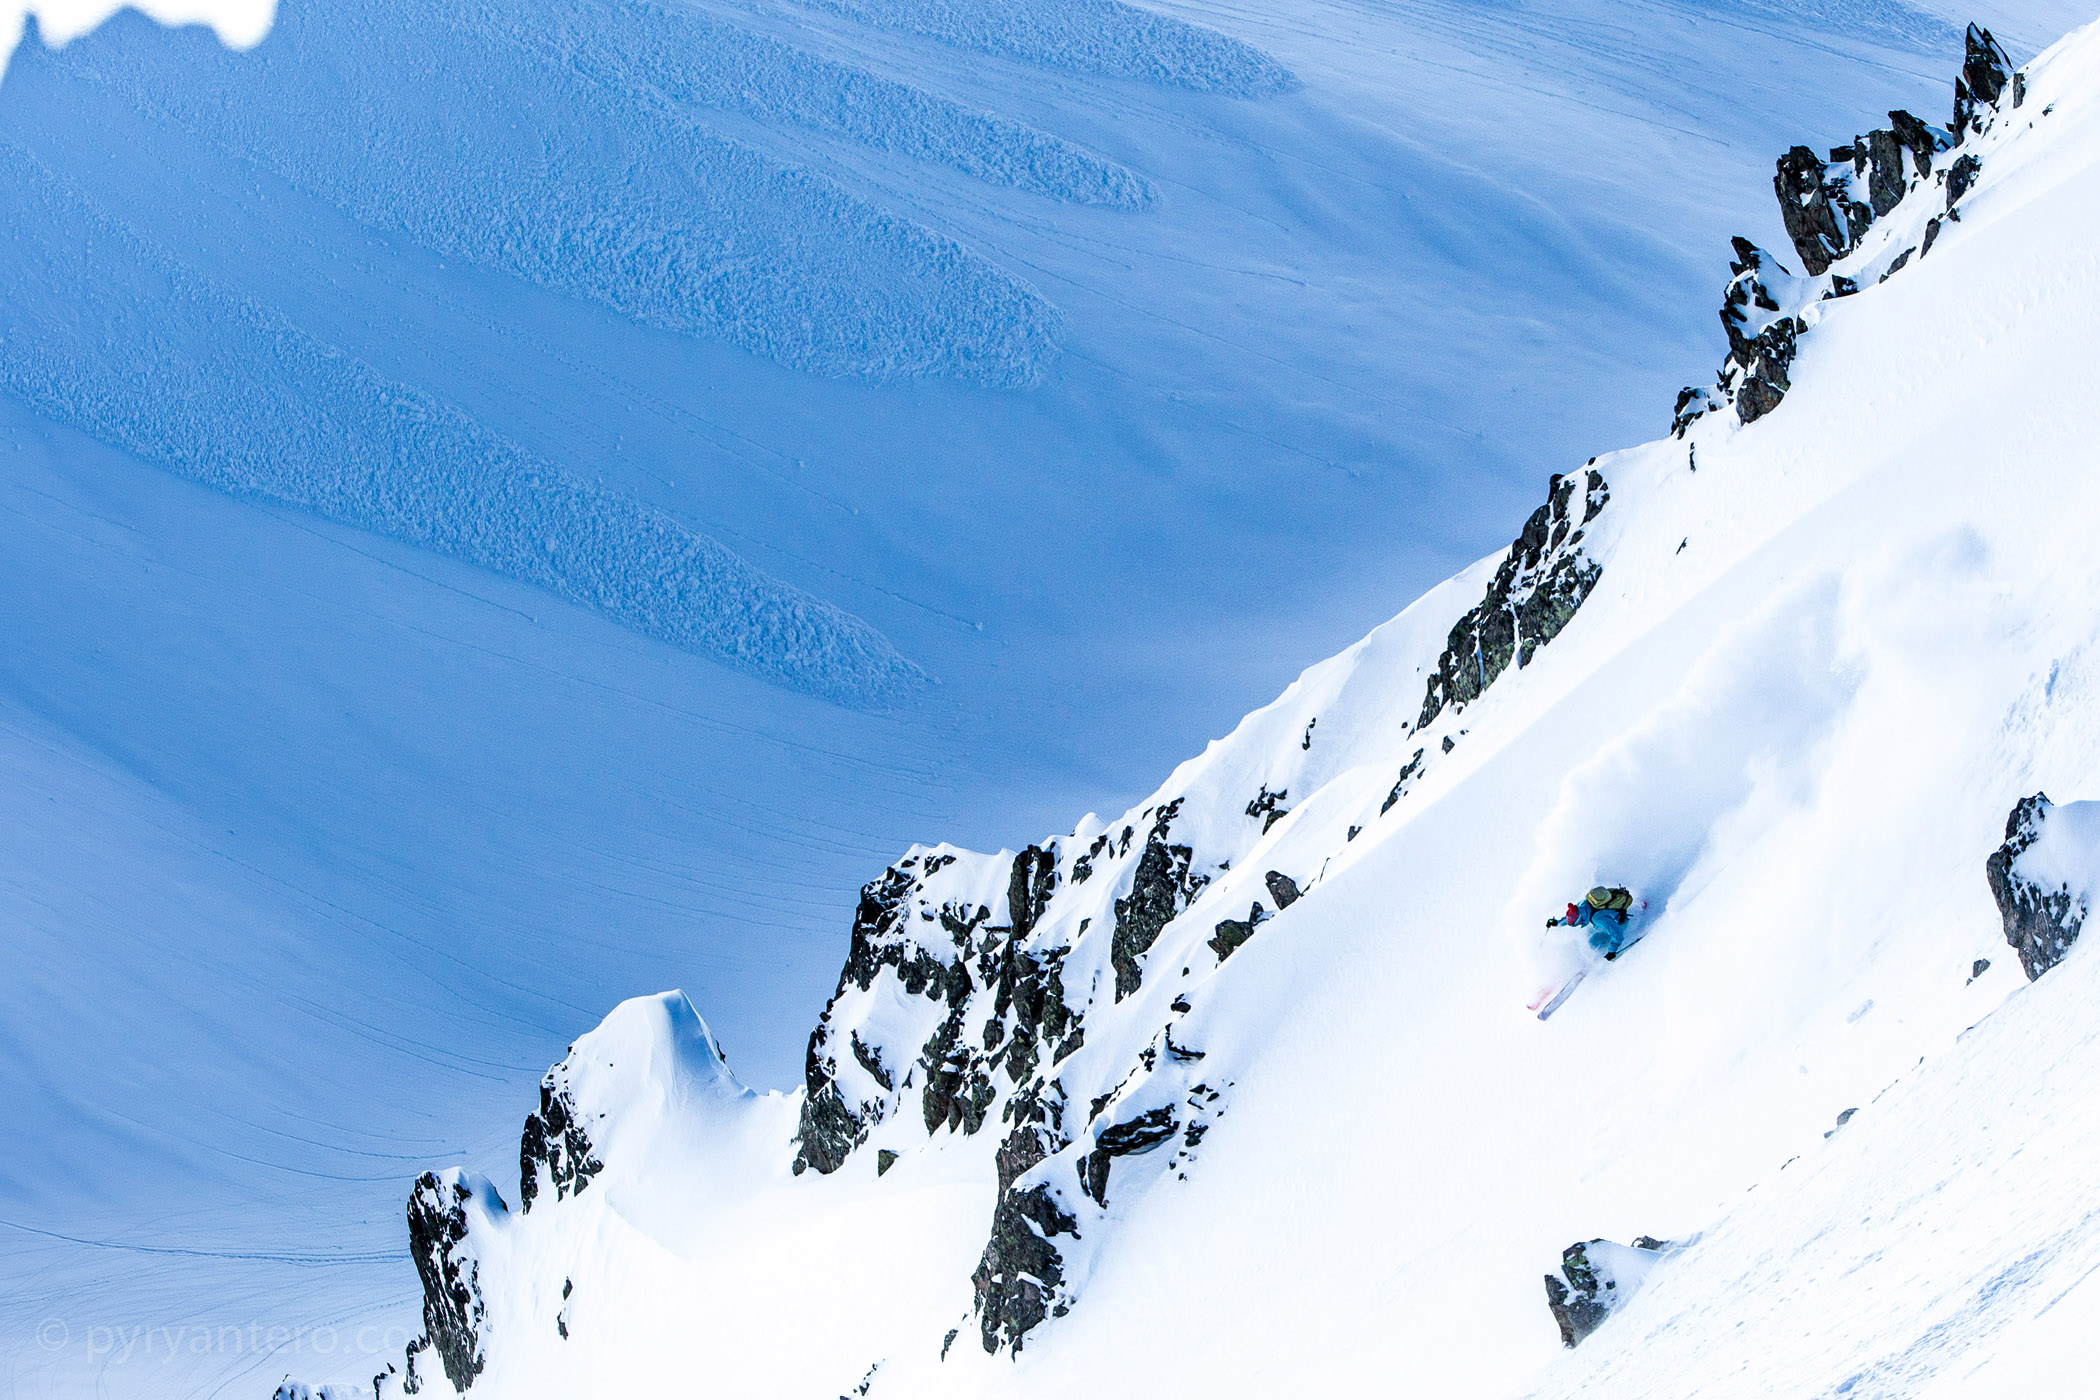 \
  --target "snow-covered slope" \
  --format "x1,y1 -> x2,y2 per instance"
331,19 -> 2100,1400
7,1 -> 2021,1396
